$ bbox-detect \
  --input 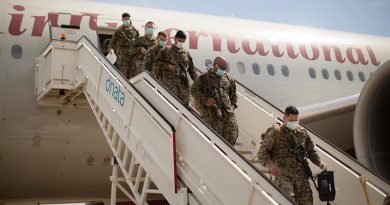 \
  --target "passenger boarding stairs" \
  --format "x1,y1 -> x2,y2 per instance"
35,36 -> 390,205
